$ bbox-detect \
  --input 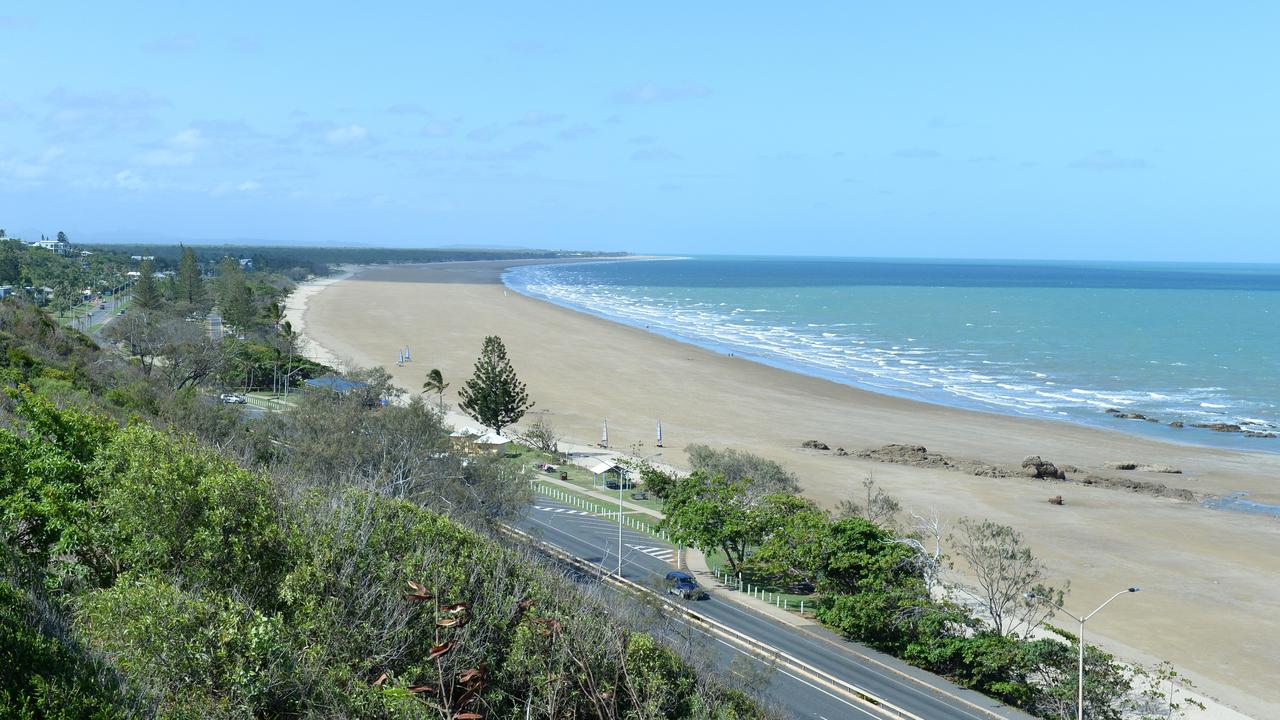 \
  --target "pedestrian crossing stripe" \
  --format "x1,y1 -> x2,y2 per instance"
626,544 -> 675,561
533,505 -> 592,517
